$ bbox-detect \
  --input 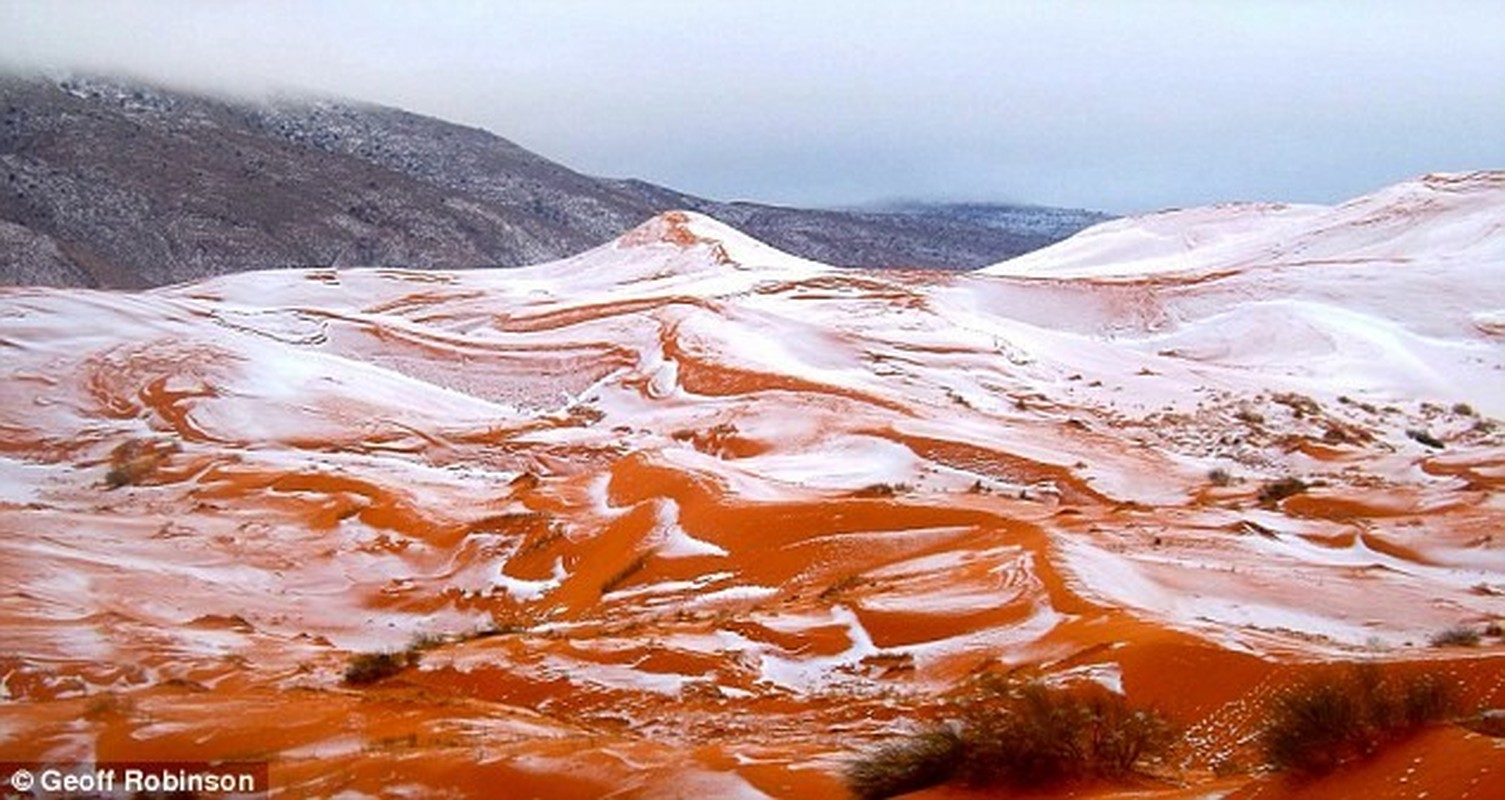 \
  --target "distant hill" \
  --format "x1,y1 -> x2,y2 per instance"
0,74 -> 1110,287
